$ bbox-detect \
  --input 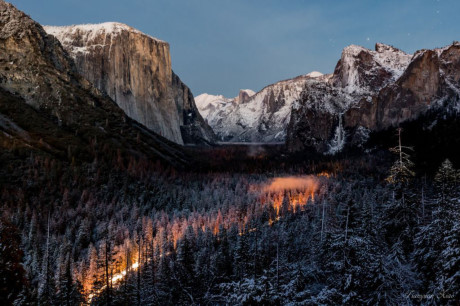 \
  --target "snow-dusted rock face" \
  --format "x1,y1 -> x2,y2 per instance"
332,43 -> 411,93
286,76 -> 364,153
286,43 -> 411,153
195,74 -> 324,142
196,43 -> 410,148
45,23 -> 215,145
289,42 -> 460,153
345,43 -> 460,131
